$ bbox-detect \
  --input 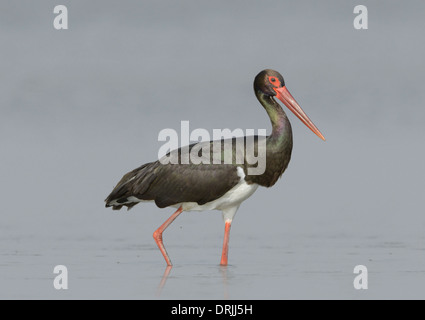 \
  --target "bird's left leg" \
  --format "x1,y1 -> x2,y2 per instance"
153,206 -> 183,266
